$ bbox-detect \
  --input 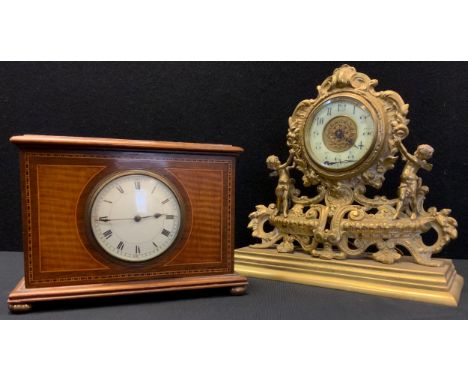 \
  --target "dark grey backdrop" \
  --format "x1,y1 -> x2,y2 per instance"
1,62 -> 467,258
